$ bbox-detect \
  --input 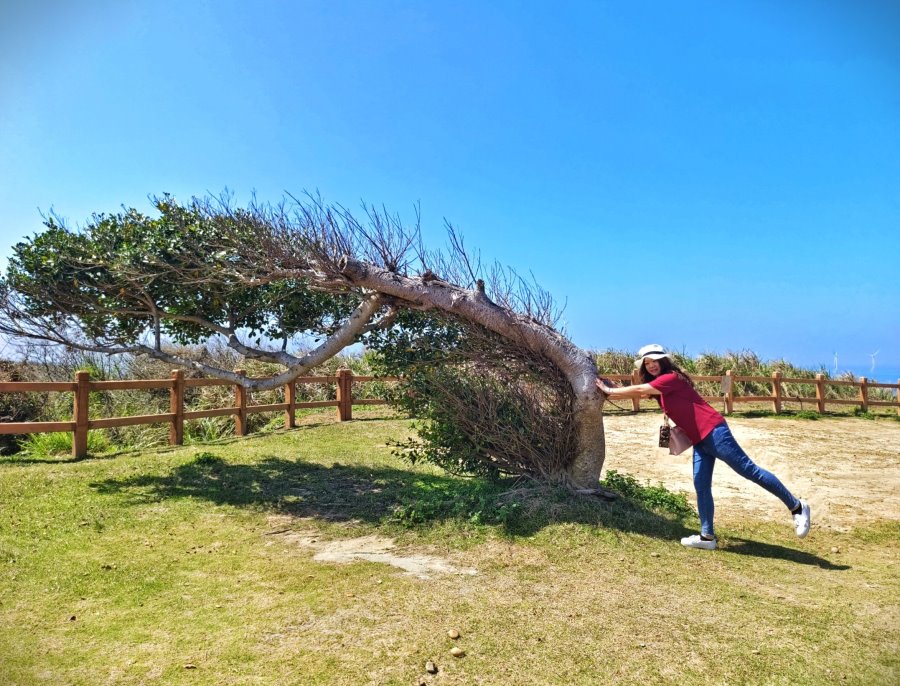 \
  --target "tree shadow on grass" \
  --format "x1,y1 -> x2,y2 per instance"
721,538 -> 850,570
90,451 -> 695,542
0,451 -> 123,465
